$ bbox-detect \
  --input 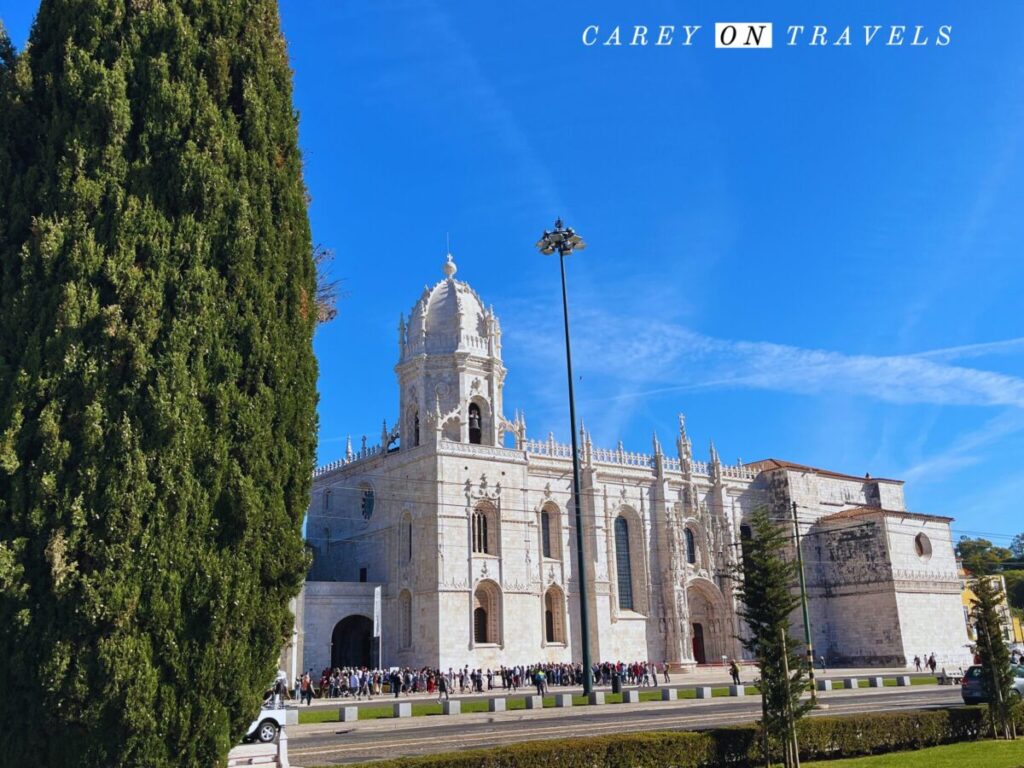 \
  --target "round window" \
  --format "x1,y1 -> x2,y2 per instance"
914,532 -> 932,561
